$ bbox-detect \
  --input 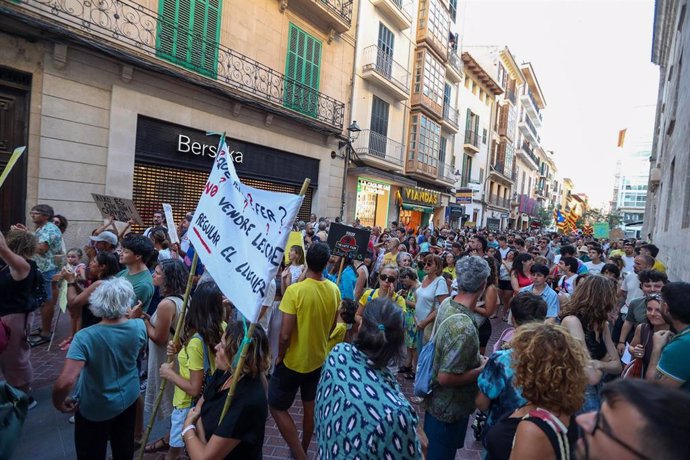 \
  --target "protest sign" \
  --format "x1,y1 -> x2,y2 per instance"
162,203 -> 179,245
593,222 -> 609,239
91,193 -> 144,225
188,136 -> 304,323
326,223 -> 371,261
284,231 -> 305,265
0,146 -> 26,189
